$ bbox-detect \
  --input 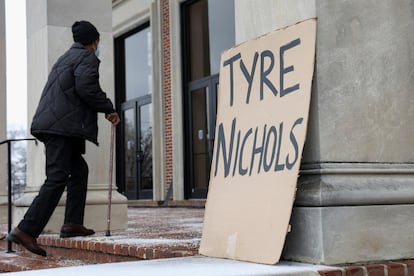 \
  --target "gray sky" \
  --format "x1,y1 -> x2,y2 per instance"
5,0 -> 27,134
